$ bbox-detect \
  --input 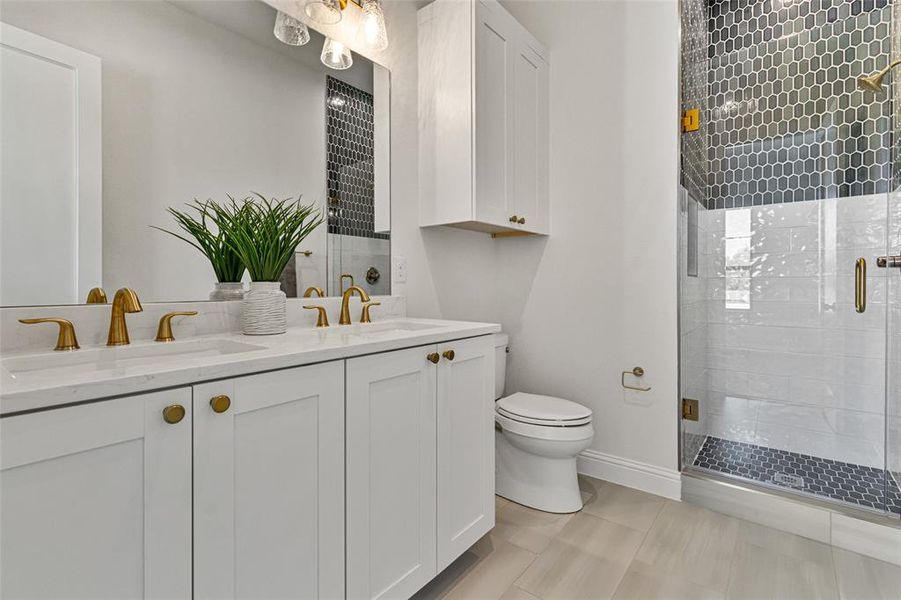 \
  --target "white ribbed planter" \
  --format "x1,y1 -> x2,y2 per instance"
241,281 -> 286,335
209,282 -> 246,301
